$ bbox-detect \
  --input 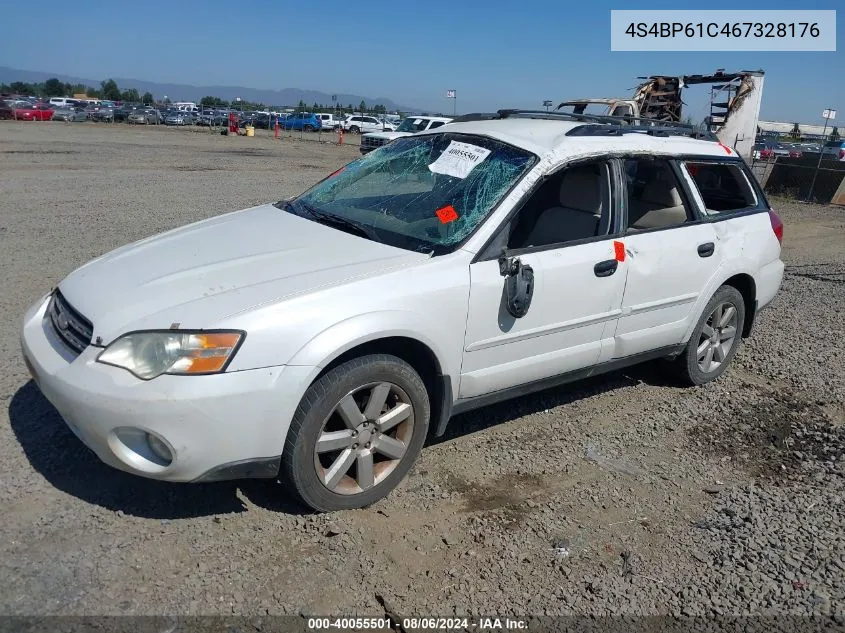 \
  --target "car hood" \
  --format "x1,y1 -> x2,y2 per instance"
364,131 -> 410,141
58,204 -> 428,343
